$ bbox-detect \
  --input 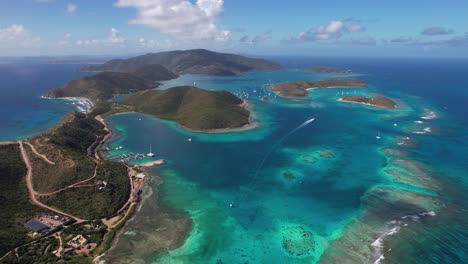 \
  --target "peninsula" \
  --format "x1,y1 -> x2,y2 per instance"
339,95 -> 397,109
44,72 -> 158,103
97,86 -> 252,131
304,66 -> 352,74
267,78 -> 368,98
78,49 -> 282,76
0,110 -> 152,262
